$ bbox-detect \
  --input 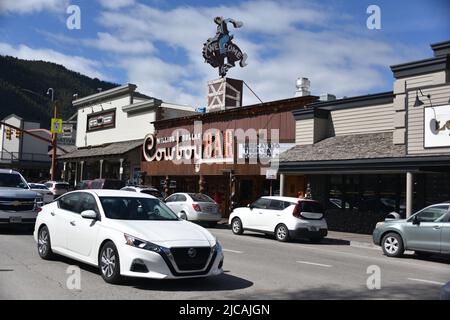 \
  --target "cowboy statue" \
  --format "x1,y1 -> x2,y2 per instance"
202,16 -> 248,77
